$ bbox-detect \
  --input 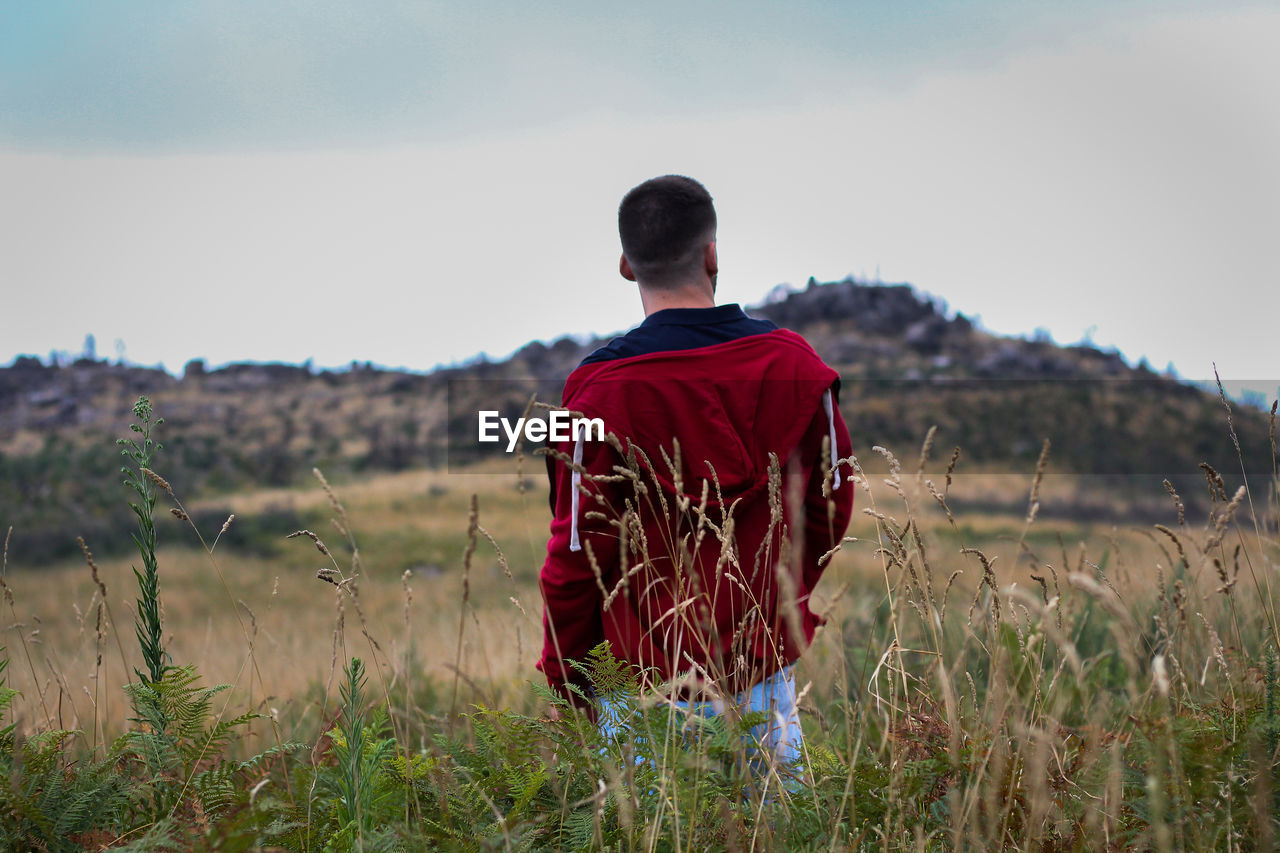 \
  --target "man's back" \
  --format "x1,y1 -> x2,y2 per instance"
537,326 -> 854,704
